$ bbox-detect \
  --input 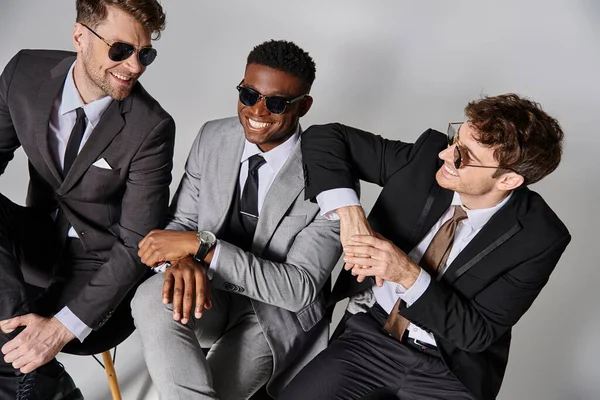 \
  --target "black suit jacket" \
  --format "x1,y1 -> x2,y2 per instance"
301,123 -> 570,400
0,50 -> 175,330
